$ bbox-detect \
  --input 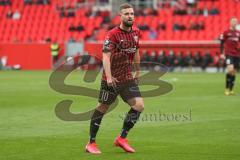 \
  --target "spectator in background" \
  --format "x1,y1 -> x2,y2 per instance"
193,51 -> 202,67
45,37 -> 51,43
0,56 -> 21,70
142,7 -> 158,16
189,21 -> 205,31
199,21 -> 205,30
174,51 -> 184,69
59,7 -> 65,18
85,8 -> 93,17
158,0 -> 171,8
202,51 -> 213,71
94,10 -> 101,17
39,36 -> 51,44
100,10 -> 110,23
195,8 -> 203,15
151,8 -> 158,16
187,6 -> 194,15
156,22 -> 166,31
157,50 -> 168,65
134,8 -> 144,16
168,50 -> 176,71
173,23 -> 179,31
209,7 -> 219,15
149,51 -> 157,68
69,23 -> 76,32
189,21 -> 197,30
203,7 -> 209,17
186,0 -> 196,8
173,9 -> 187,15
99,0 -> 109,4
148,28 -> 157,40
76,22 -> 84,32
0,0 -> 11,5
67,7 -> 75,17
140,50 -> 150,69
173,23 -> 186,31
138,22 -> 150,31
183,51 -> 194,67
77,0 -> 85,4
0,56 -> 2,70
140,50 -> 149,61
173,0 -> 188,16
6,9 -> 13,18
36,0 -> 44,4
36,0 -> 50,5
43,0 -> 50,4
12,10 -> 21,20
0,56 -> 8,69
24,0 -> 33,5
68,37 -> 76,43
0,56 -> 7,70
102,15 -> 110,24
50,42 -> 60,66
